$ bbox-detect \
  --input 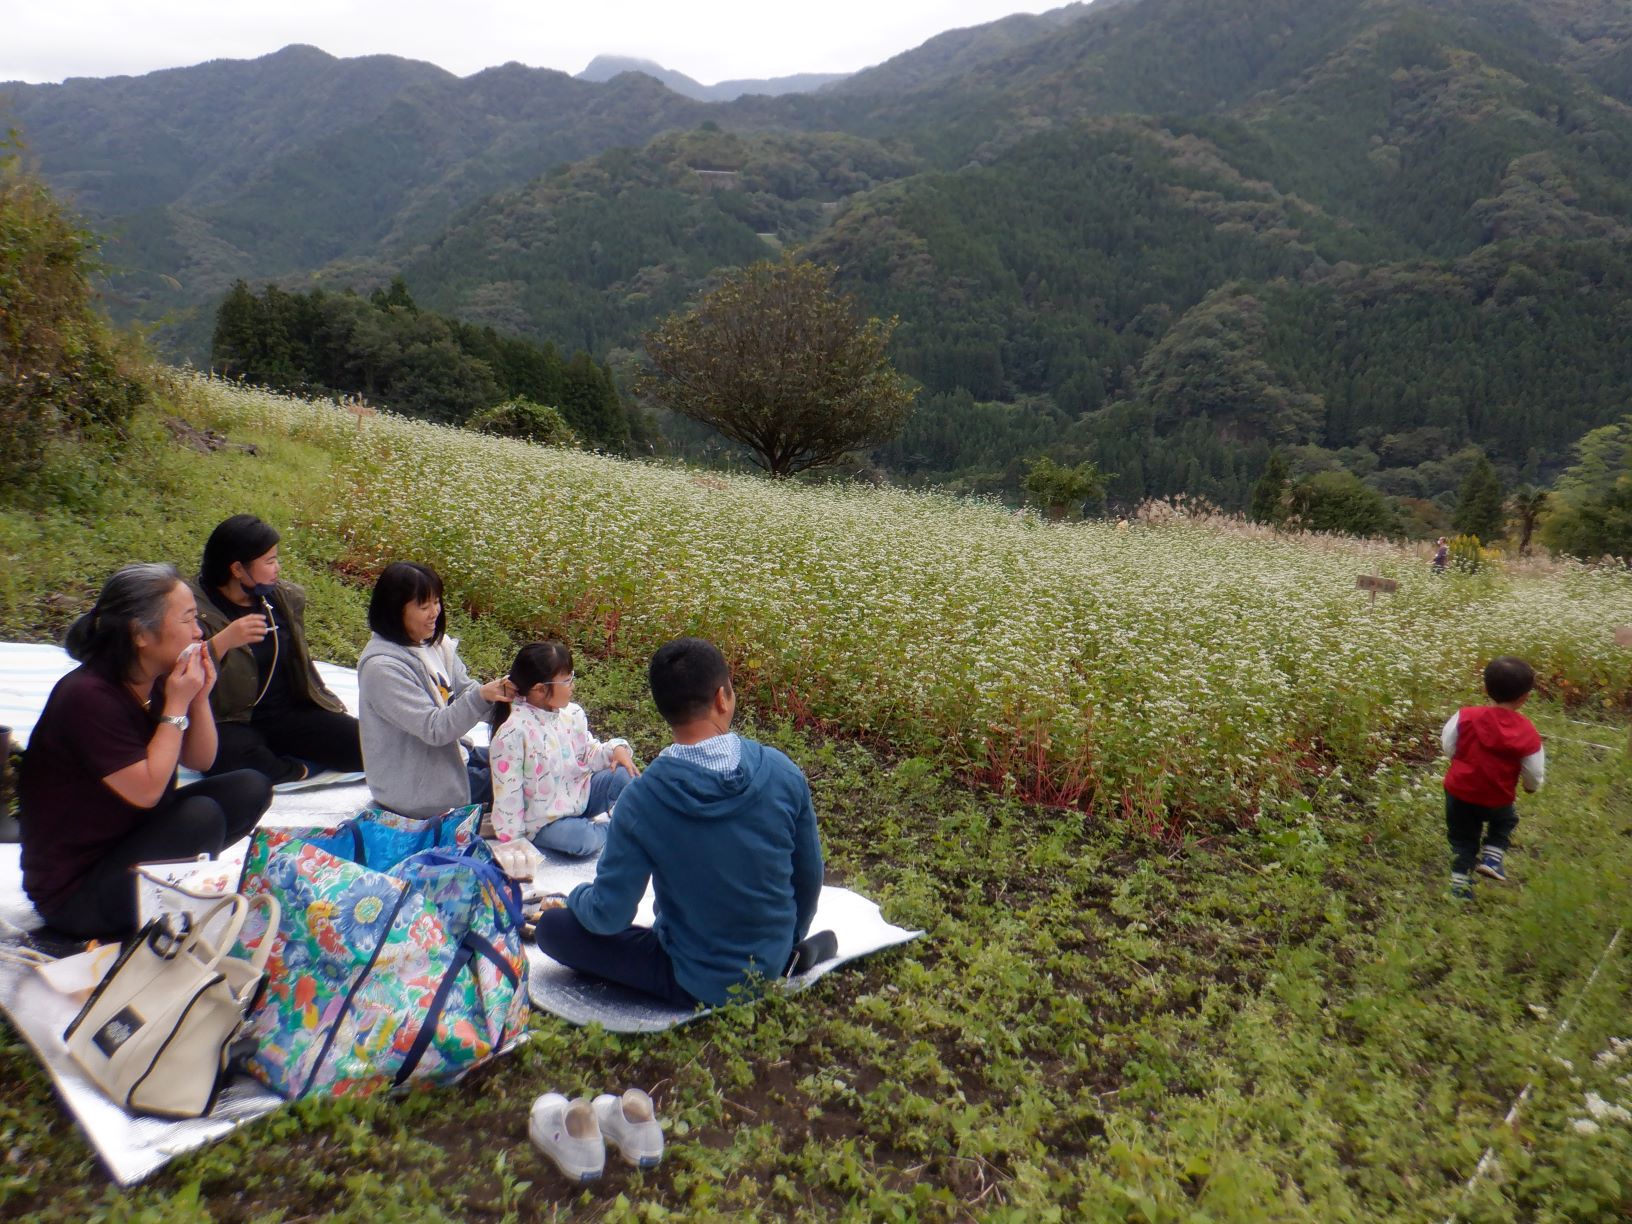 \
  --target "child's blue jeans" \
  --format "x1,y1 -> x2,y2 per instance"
530,767 -> 634,858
